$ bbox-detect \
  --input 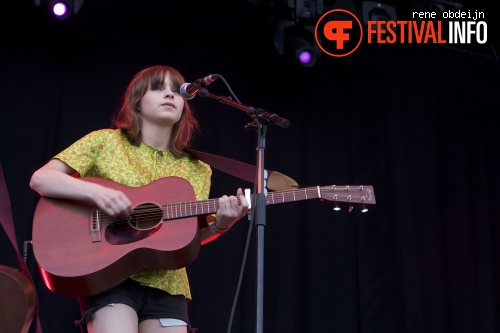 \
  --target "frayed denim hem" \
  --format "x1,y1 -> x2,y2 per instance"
74,304 -> 108,333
